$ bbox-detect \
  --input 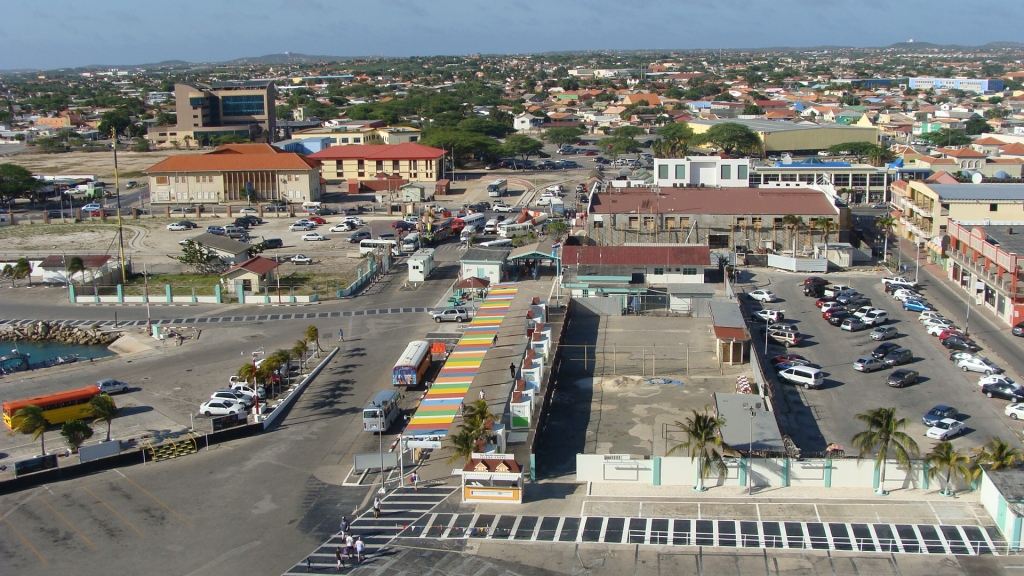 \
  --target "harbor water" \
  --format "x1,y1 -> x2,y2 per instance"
2,341 -> 115,363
